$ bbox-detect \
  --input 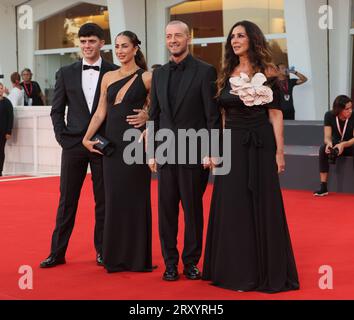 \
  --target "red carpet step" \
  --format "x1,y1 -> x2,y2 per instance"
0,176 -> 353,300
